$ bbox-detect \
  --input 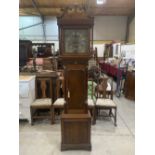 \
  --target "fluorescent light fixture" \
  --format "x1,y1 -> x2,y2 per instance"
97,0 -> 106,5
